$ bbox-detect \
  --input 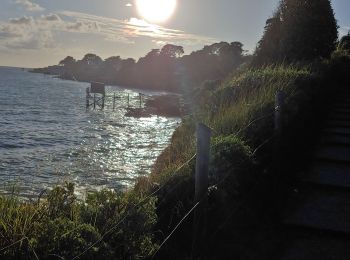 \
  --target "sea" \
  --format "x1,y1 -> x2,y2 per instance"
0,67 -> 181,198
